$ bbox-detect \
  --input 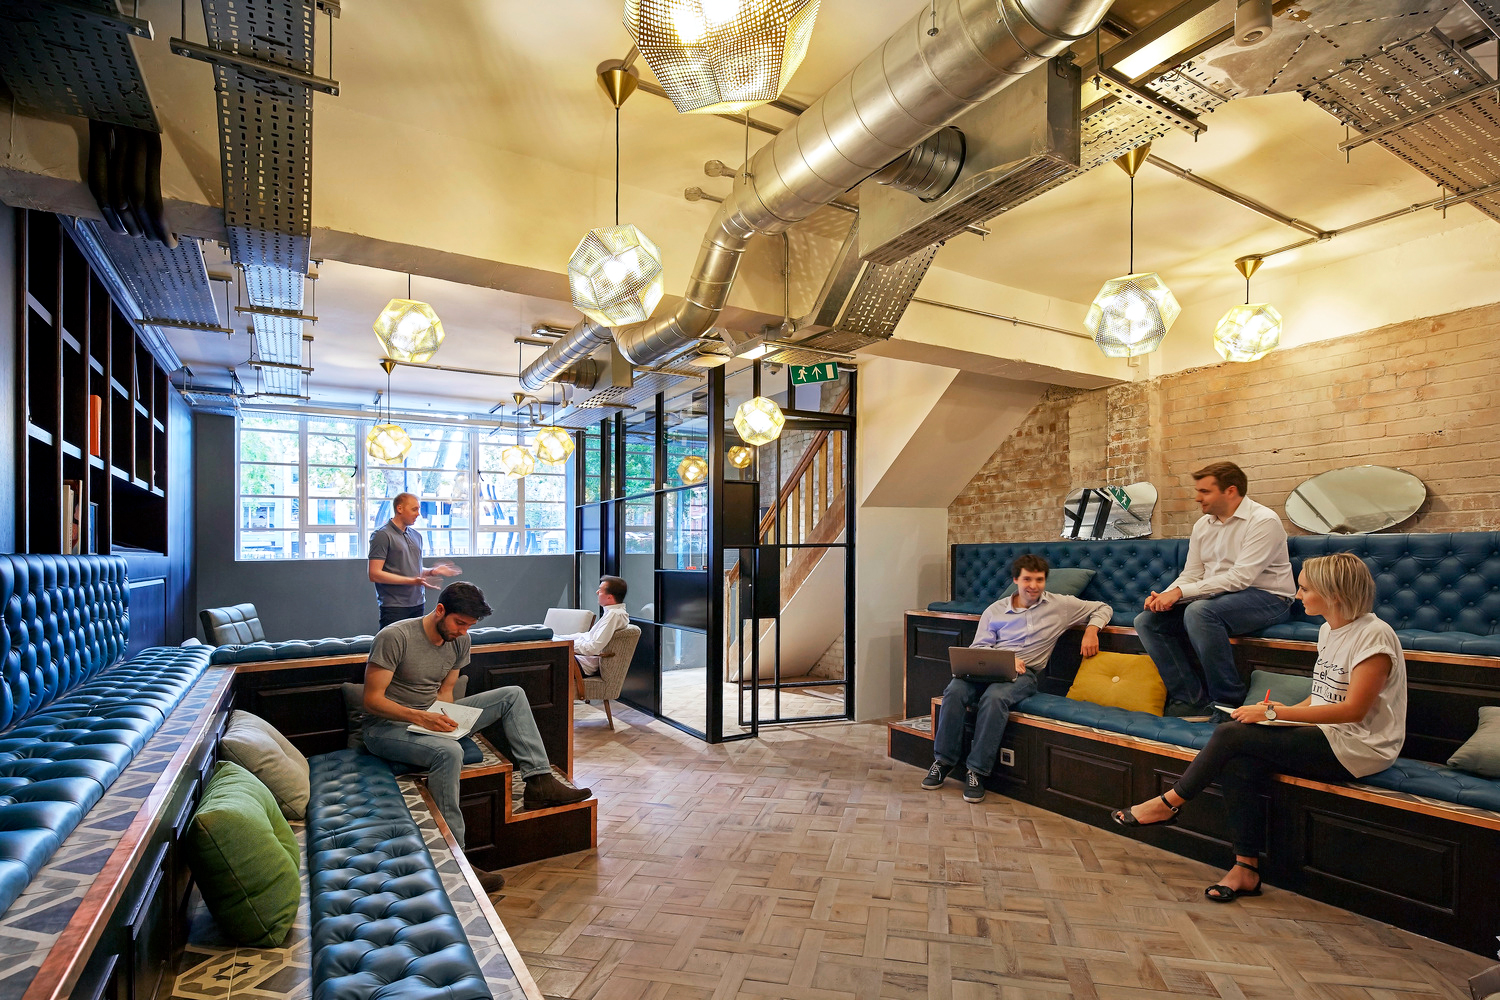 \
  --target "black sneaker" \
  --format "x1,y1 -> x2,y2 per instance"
921,762 -> 952,790
963,770 -> 986,803
1165,700 -> 1212,721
